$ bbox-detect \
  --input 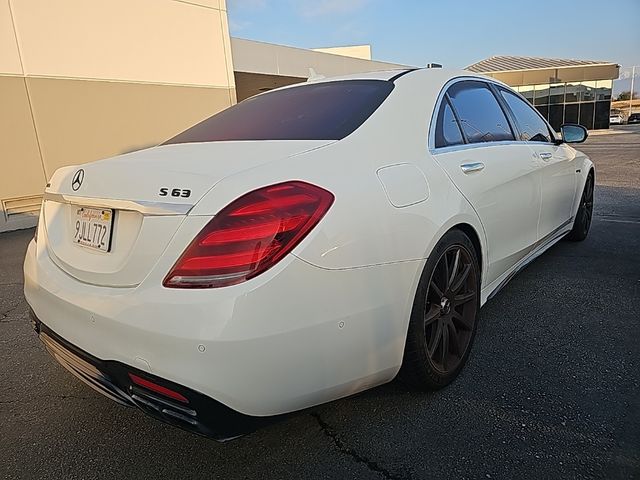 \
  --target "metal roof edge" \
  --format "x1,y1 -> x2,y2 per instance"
467,63 -> 619,74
